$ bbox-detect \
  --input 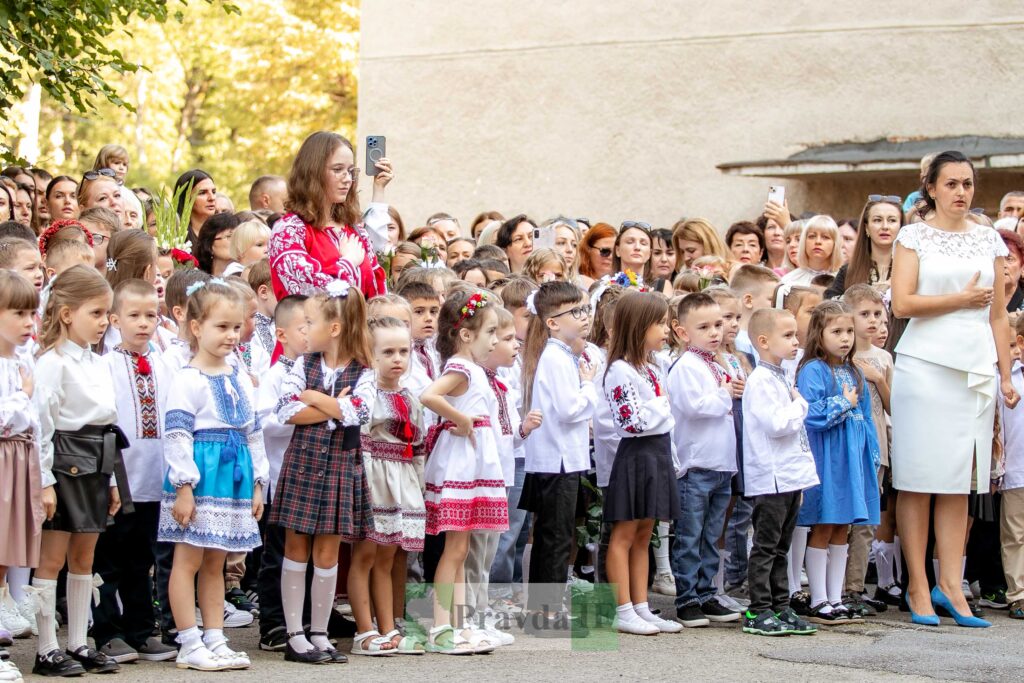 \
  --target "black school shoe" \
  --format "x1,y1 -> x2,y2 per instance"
33,648 -> 87,677
806,602 -> 846,625
67,645 -> 120,673
789,590 -> 812,616
700,598 -> 740,622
